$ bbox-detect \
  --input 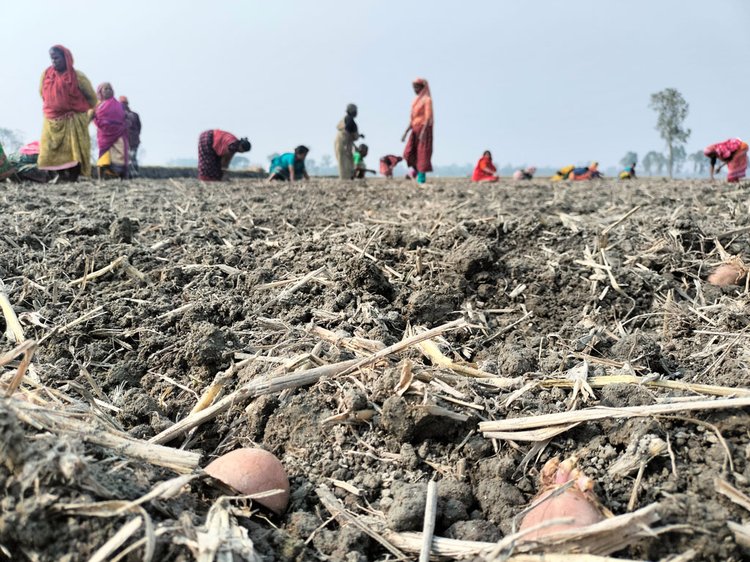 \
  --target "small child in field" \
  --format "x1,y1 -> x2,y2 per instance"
352,144 -> 376,179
